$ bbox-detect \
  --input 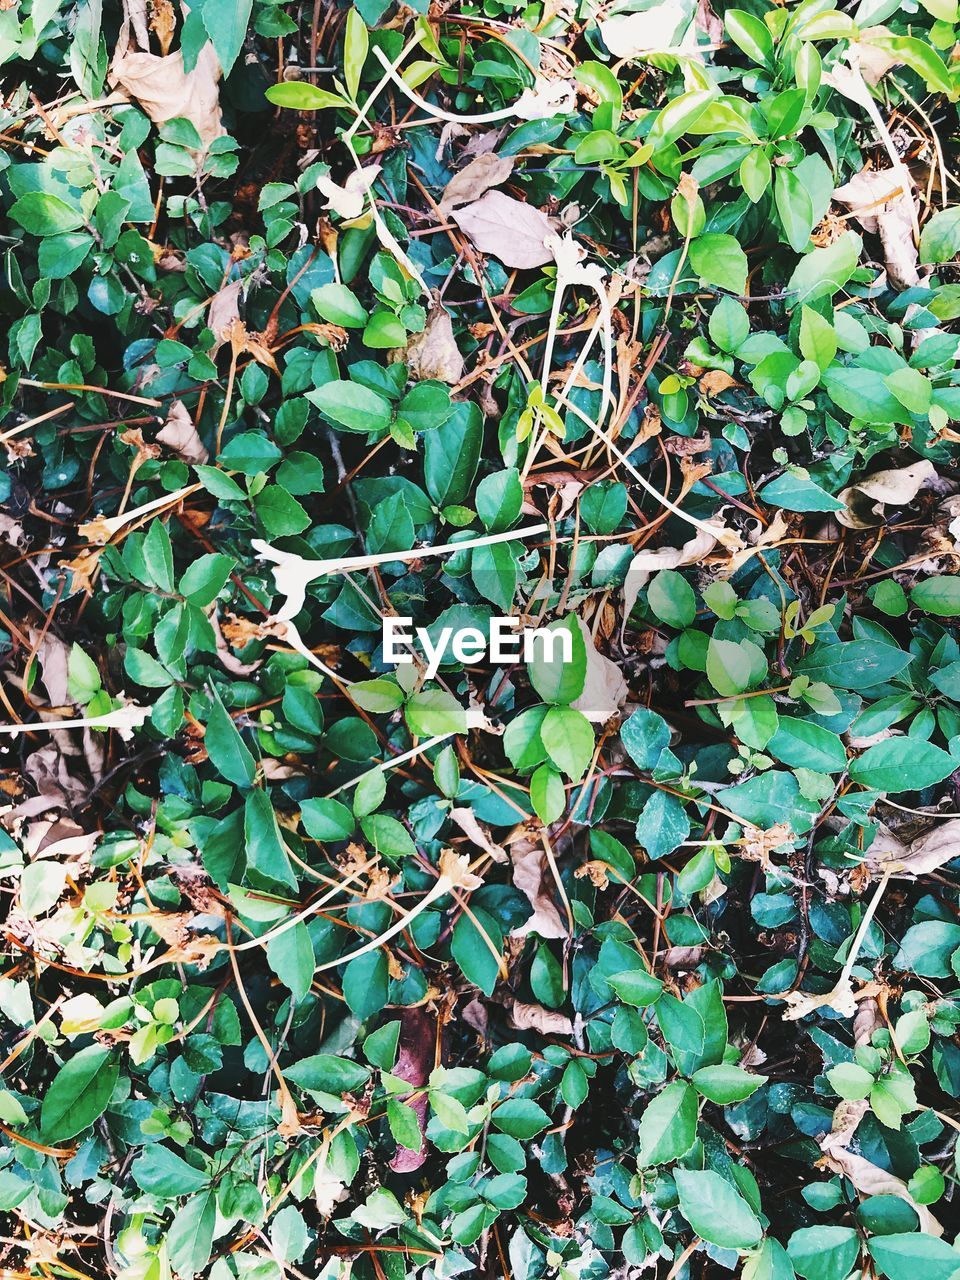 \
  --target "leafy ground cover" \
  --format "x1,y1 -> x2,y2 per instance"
3,0 -> 960,1276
